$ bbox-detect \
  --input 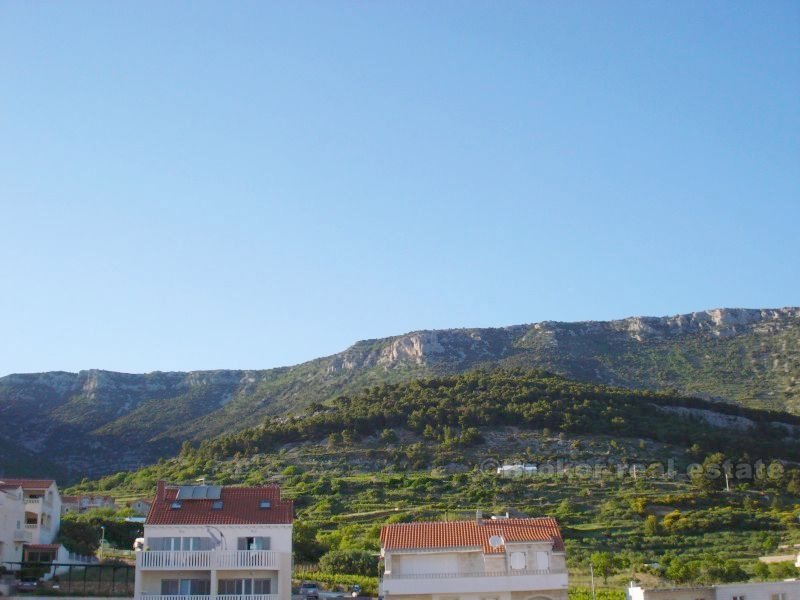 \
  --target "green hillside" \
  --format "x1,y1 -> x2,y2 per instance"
69,370 -> 800,590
